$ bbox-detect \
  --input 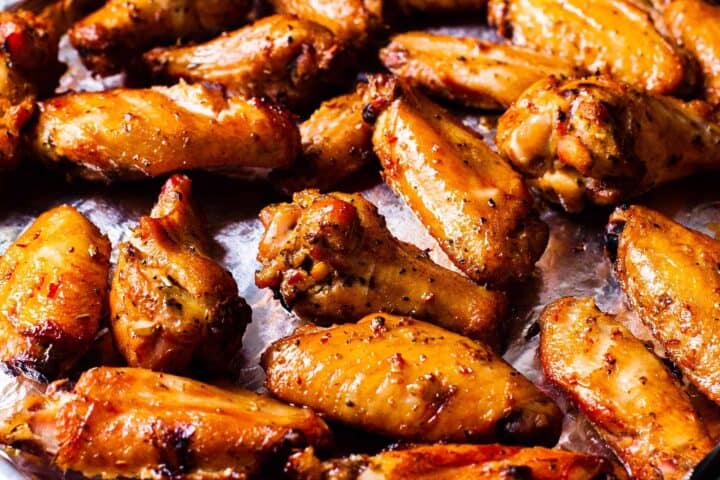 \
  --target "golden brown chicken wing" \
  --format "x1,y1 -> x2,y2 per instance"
263,314 -> 562,445
68,0 -> 251,75
607,205 -> 720,408
287,444 -> 618,480
495,76 -> 720,212
380,32 -> 580,110
143,14 -> 349,110
373,82 -> 548,285
0,367 -> 331,479
255,190 -> 507,349
30,81 -> 300,182
488,0 -> 693,95
664,0 -> 720,104
0,205 -> 110,379
37,0 -> 103,37
540,297 -> 713,480
110,175 -> 251,375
